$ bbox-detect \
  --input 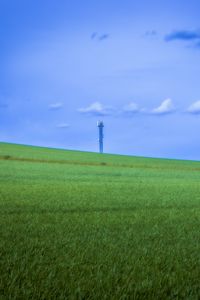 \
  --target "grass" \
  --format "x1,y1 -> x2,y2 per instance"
0,142 -> 200,299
